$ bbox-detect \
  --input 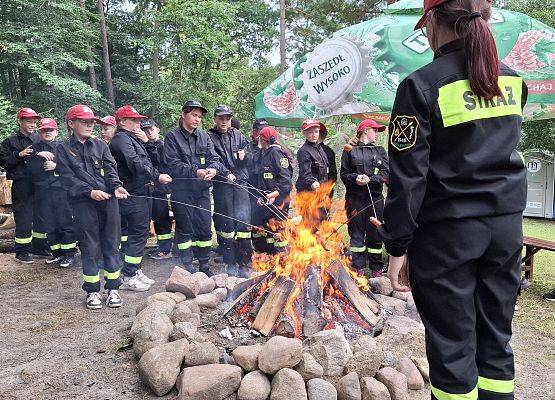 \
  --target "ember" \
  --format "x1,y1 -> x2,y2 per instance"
225,182 -> 382,338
